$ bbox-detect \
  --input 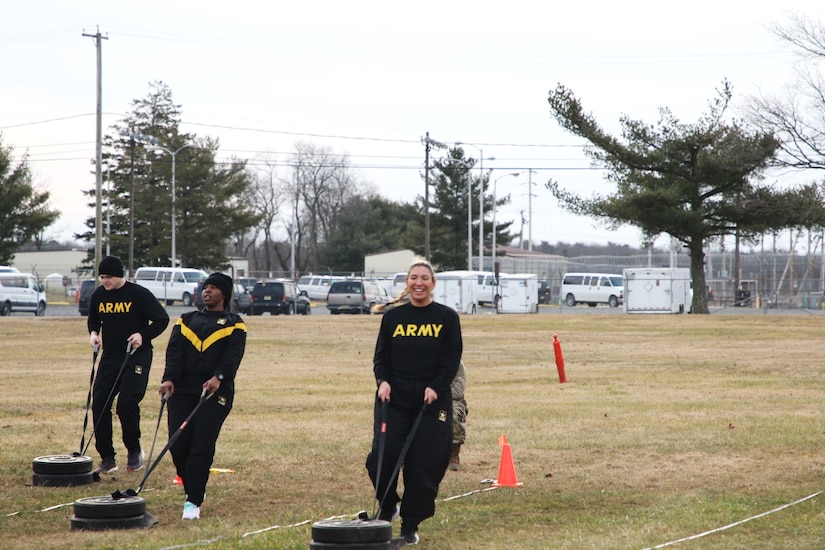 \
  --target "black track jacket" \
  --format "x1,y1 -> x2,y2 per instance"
373,301 -> 462,401
163,309 -> 247,396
